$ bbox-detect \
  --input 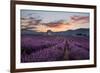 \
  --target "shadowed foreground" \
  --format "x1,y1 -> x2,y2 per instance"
21,35 -> 89,63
